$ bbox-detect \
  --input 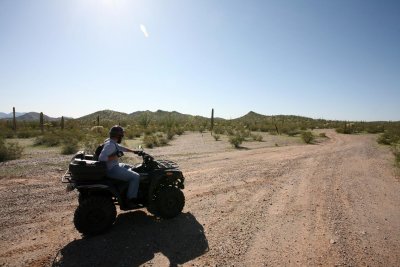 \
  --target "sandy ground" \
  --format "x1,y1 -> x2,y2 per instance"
0,130 -> 399,267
